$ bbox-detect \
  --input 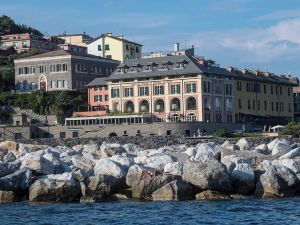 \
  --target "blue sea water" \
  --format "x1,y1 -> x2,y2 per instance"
1,198 -> 300,225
